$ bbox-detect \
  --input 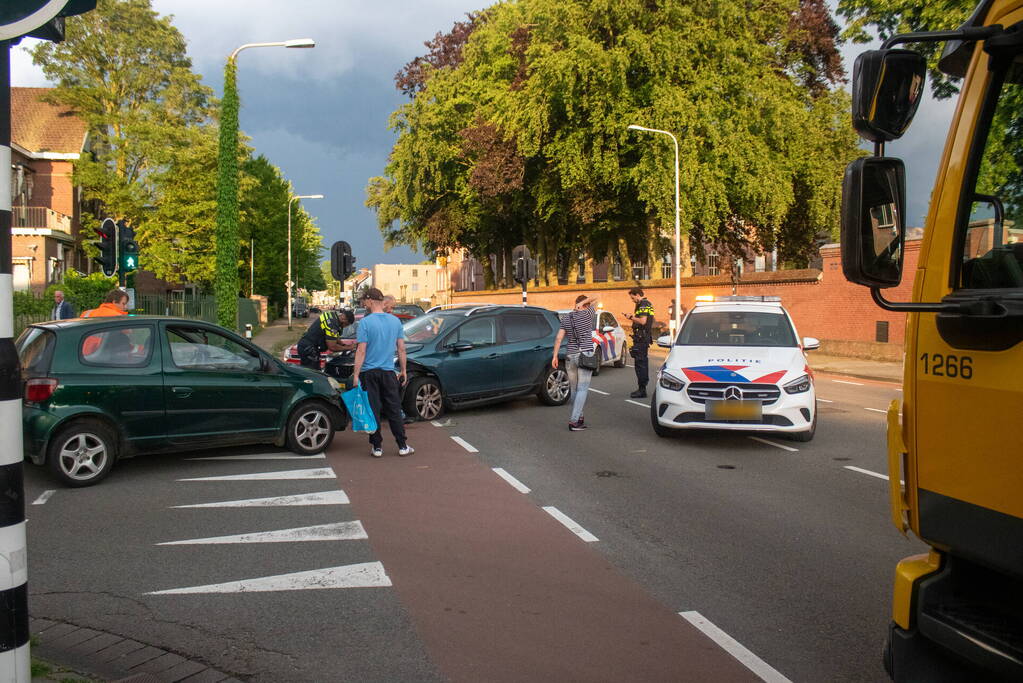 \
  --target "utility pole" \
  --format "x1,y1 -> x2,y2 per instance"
1,4 -> 96,679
